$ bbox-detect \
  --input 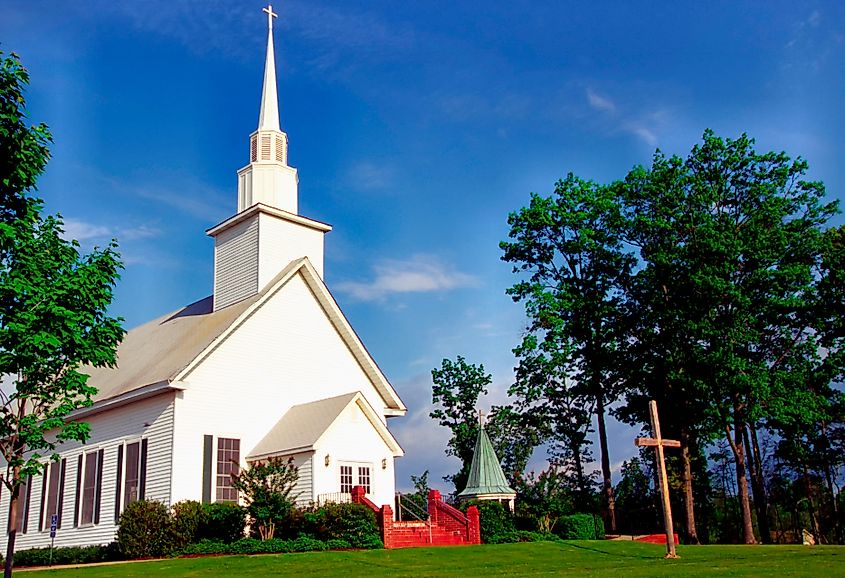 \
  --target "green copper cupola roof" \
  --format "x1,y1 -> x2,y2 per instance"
458,422 -> 516,499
